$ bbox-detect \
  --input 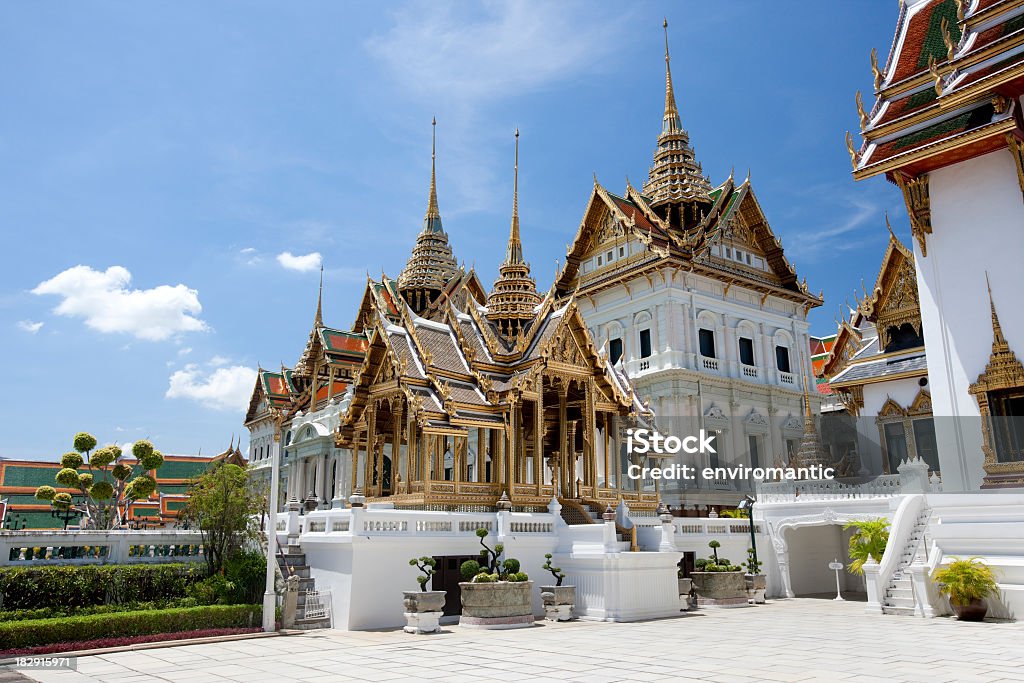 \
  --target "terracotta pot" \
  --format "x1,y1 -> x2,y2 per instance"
952,598 -> 988,622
